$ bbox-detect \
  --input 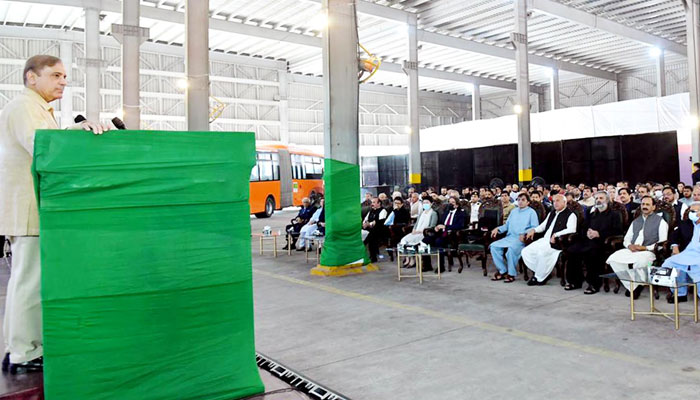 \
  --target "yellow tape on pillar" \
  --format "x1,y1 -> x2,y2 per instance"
518,169 -> 532,182
409,173 -> 422,184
